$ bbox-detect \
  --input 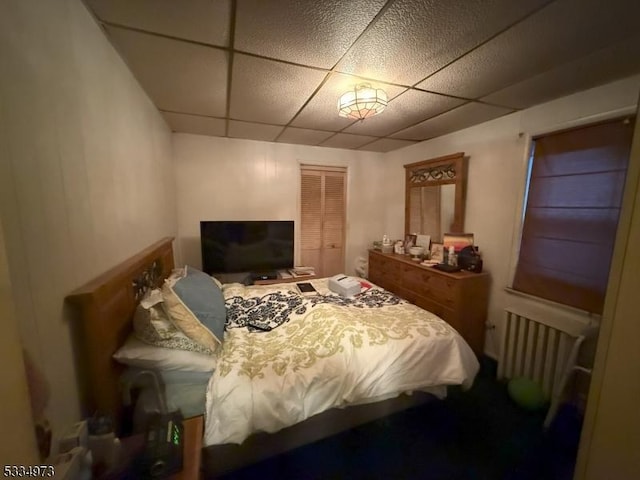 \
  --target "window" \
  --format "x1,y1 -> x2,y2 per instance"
513,117 -> 635,314
300,165 -> 346,277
